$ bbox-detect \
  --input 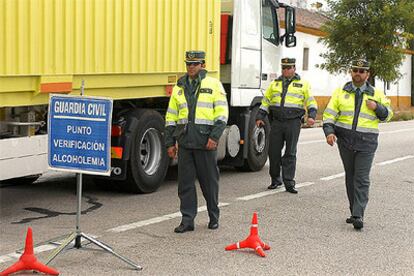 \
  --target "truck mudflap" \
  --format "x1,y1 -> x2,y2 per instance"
110,159 -> 128,180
